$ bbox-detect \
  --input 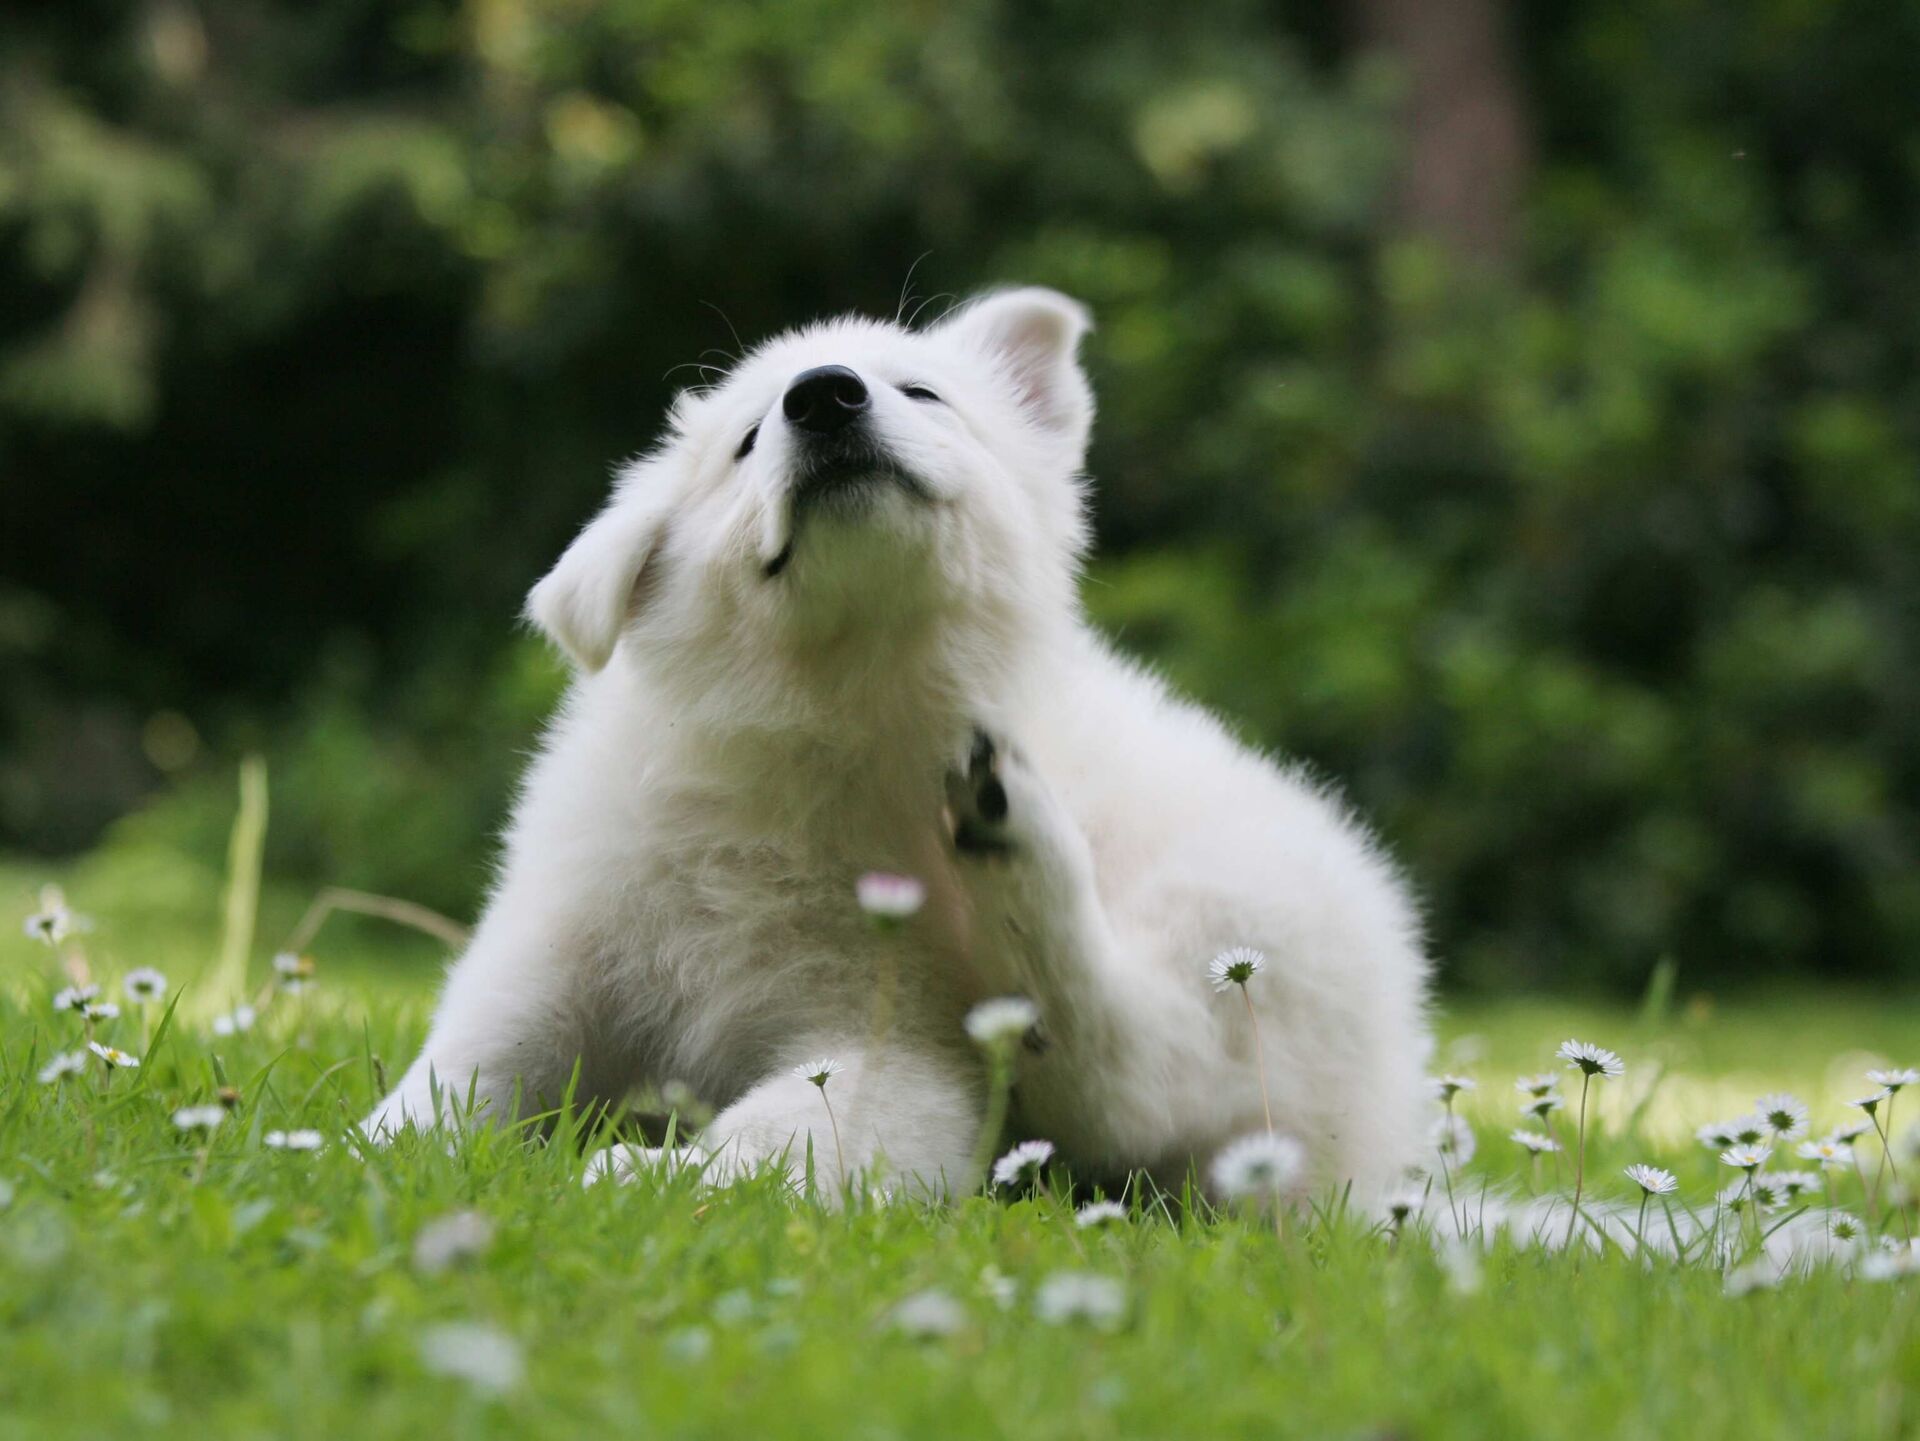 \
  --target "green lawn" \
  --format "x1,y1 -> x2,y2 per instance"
2,863 -> 1917,1440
